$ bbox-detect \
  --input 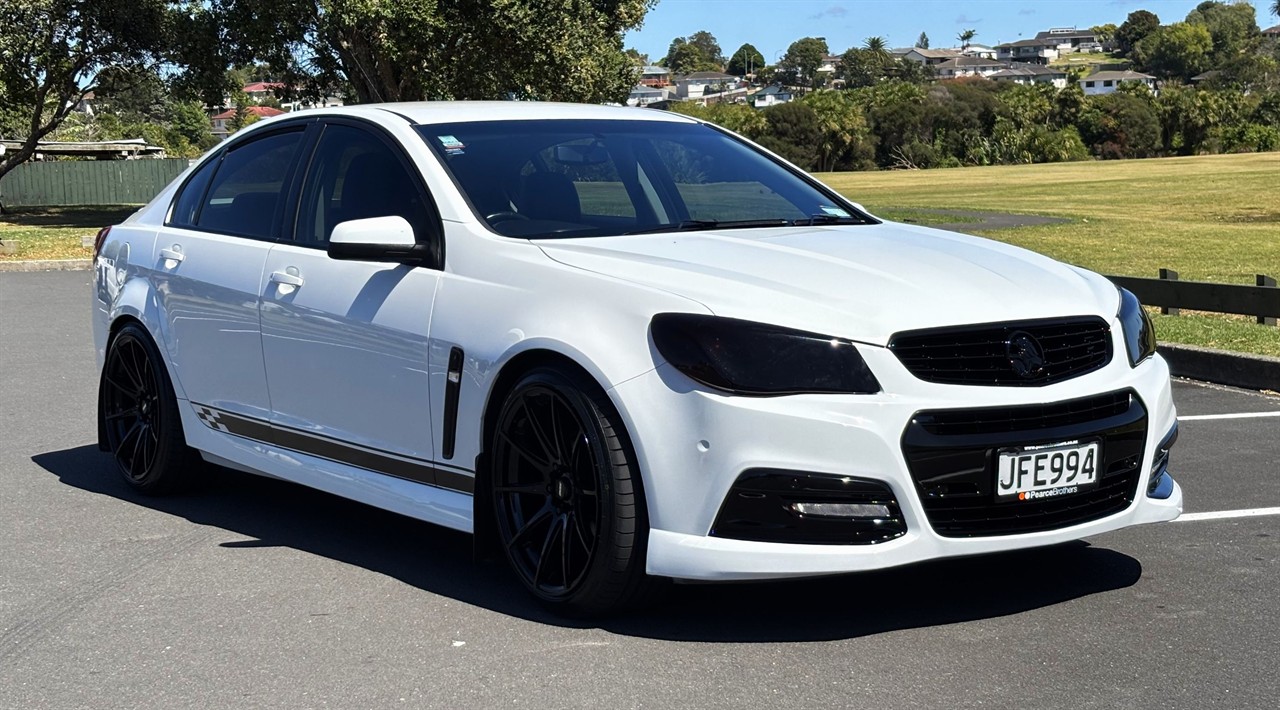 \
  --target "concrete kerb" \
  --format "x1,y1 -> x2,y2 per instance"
1159,343 -> 1280,393
0,258 -> 92,272
2,259 -> 1274,391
